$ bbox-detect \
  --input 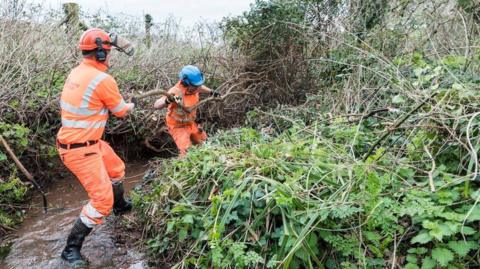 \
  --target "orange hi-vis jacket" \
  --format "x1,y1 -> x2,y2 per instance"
57,58 -> 129,143
166,82 -> 199,127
